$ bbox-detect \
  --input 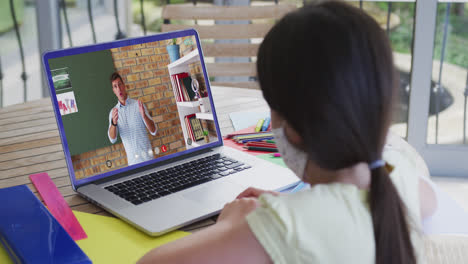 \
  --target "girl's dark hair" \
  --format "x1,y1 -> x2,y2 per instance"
257,2 -> 416,264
